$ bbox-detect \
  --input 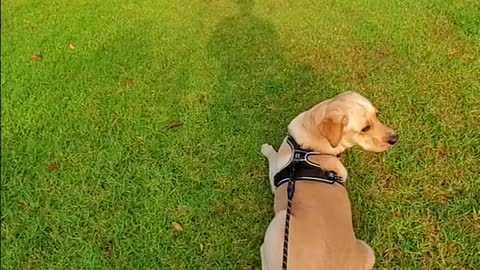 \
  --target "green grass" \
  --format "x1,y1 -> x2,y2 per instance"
1,0 -> 479,269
